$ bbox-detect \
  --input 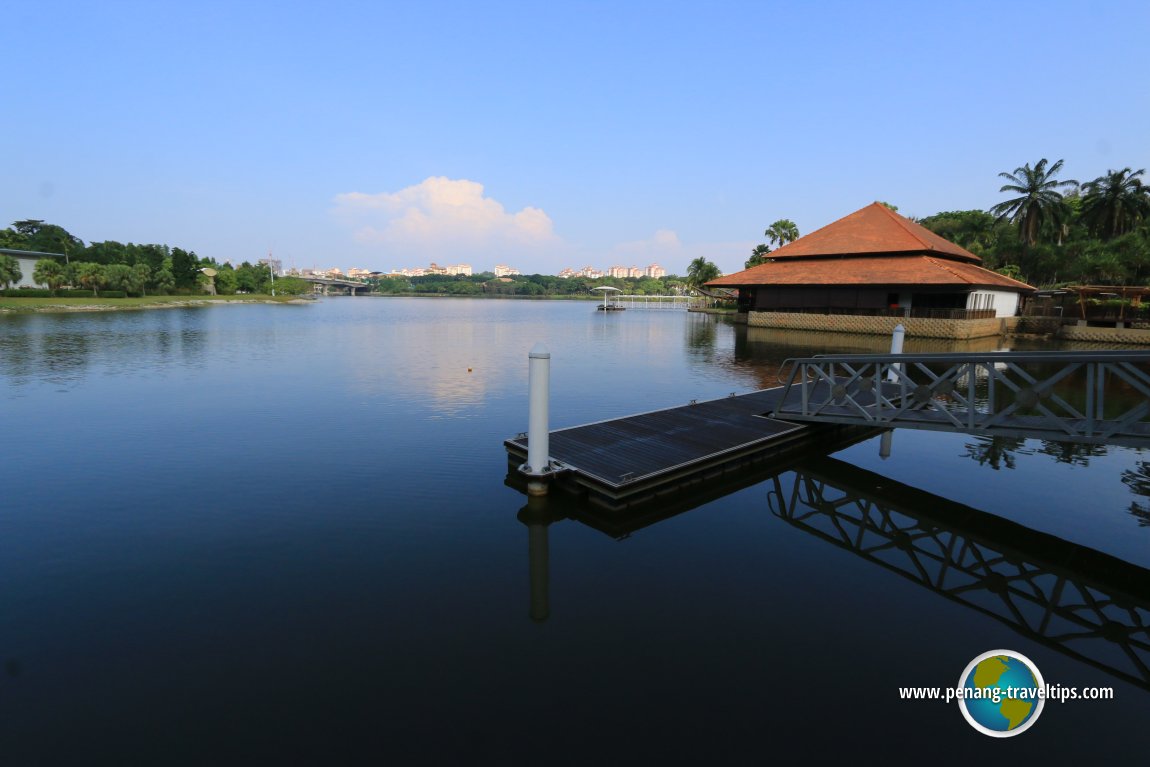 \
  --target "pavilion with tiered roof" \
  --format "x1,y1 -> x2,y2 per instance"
708,203 -> 1035,338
